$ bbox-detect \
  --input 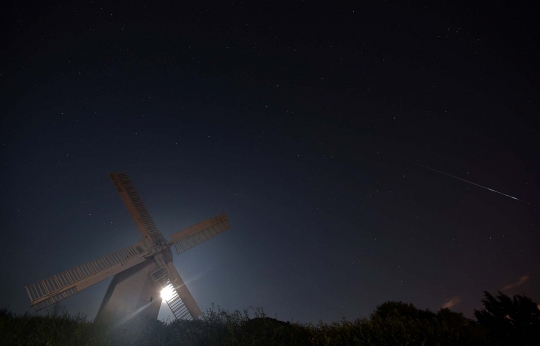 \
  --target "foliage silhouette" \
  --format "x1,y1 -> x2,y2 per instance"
474,291 -> 540,346
0,292 -> 538,345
